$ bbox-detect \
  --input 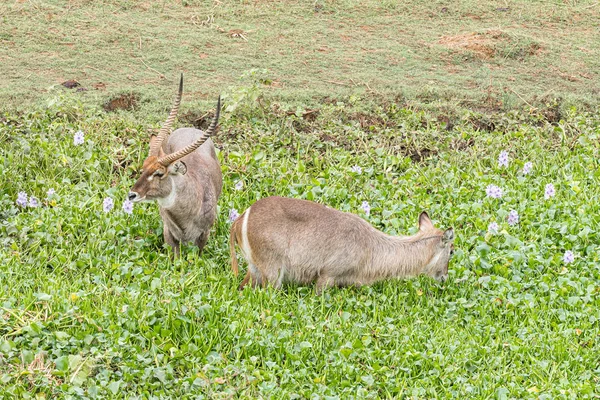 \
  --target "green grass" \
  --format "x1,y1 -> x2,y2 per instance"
1,0 -> 600,397
1,91 -> 599,398
1,0 -> 599,114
